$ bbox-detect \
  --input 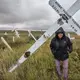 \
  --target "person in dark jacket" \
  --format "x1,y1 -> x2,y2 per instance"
50,27 -> 73,80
